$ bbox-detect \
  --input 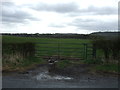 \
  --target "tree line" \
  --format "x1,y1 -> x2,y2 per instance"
1,33 -> 91,39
